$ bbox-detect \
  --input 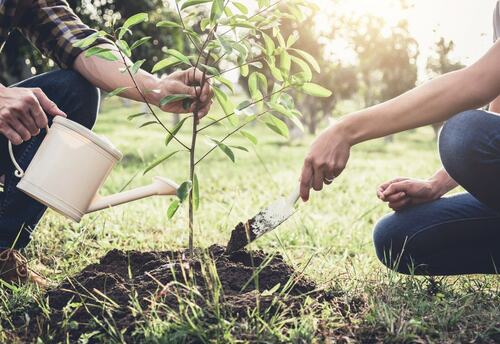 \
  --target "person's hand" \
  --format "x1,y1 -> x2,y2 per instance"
155,67 -> 213,120
377,177 -> 441,211
300,123 -> 352,201
0,86 -> 66,145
